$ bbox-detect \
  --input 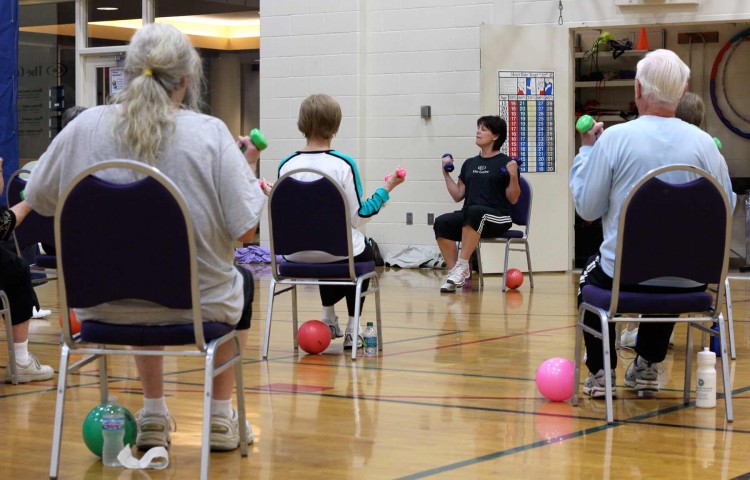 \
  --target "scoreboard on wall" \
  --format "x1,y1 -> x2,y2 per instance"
497,71 -> 556,173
